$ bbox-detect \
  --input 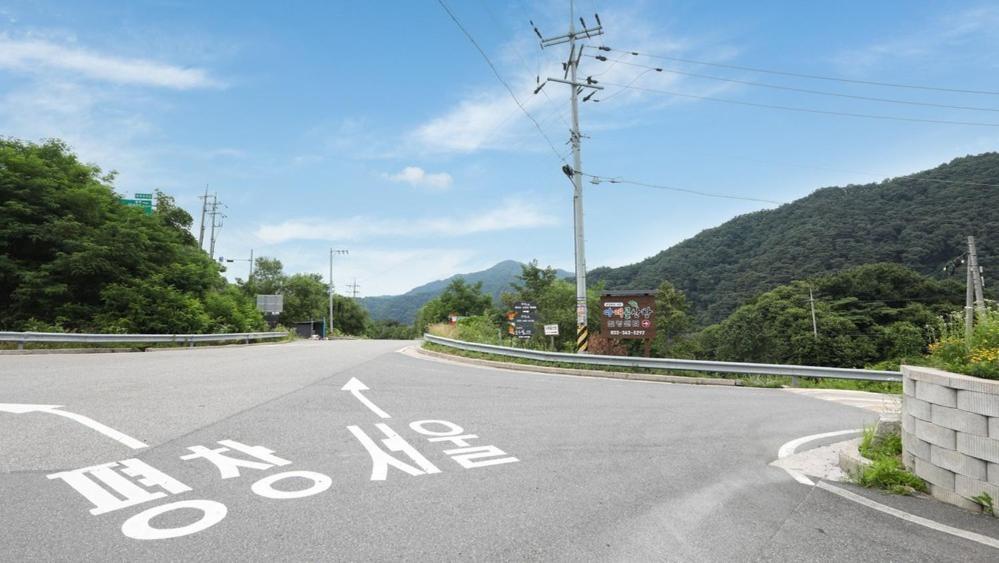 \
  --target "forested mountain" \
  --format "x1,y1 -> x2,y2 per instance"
360,260 -> 571,323
0,139 -> 264,333
590,153 -> 999,325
